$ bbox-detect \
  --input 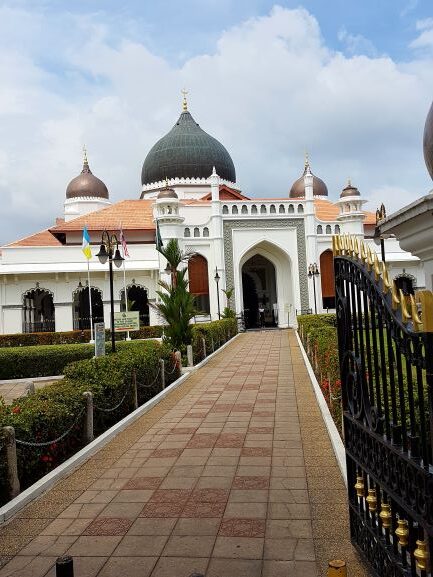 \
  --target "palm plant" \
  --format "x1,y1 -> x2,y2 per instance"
157,238 -> 196,288
222,287 -> 236,318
